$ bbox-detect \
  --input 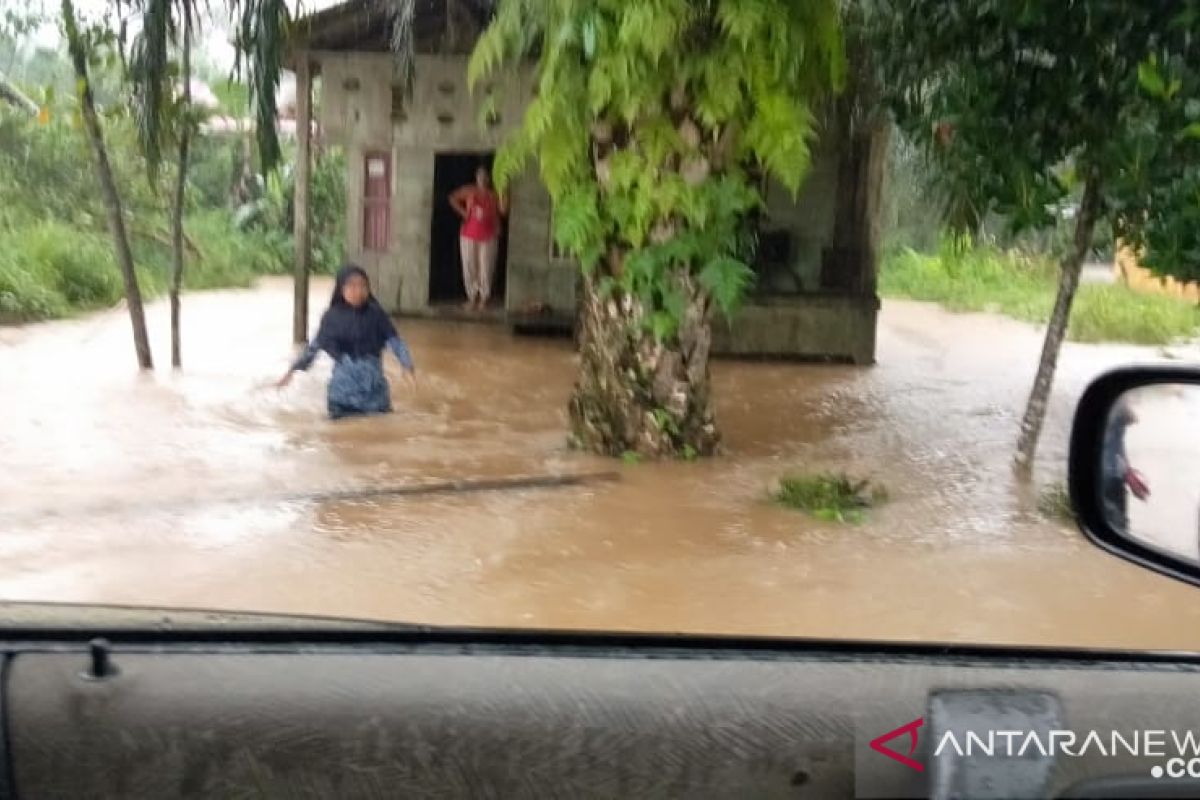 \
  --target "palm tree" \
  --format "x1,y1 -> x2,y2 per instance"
128,0 -> 198,368
469,0 -> 845,457
129,0 -> 291,366
62,0 -> 154,369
